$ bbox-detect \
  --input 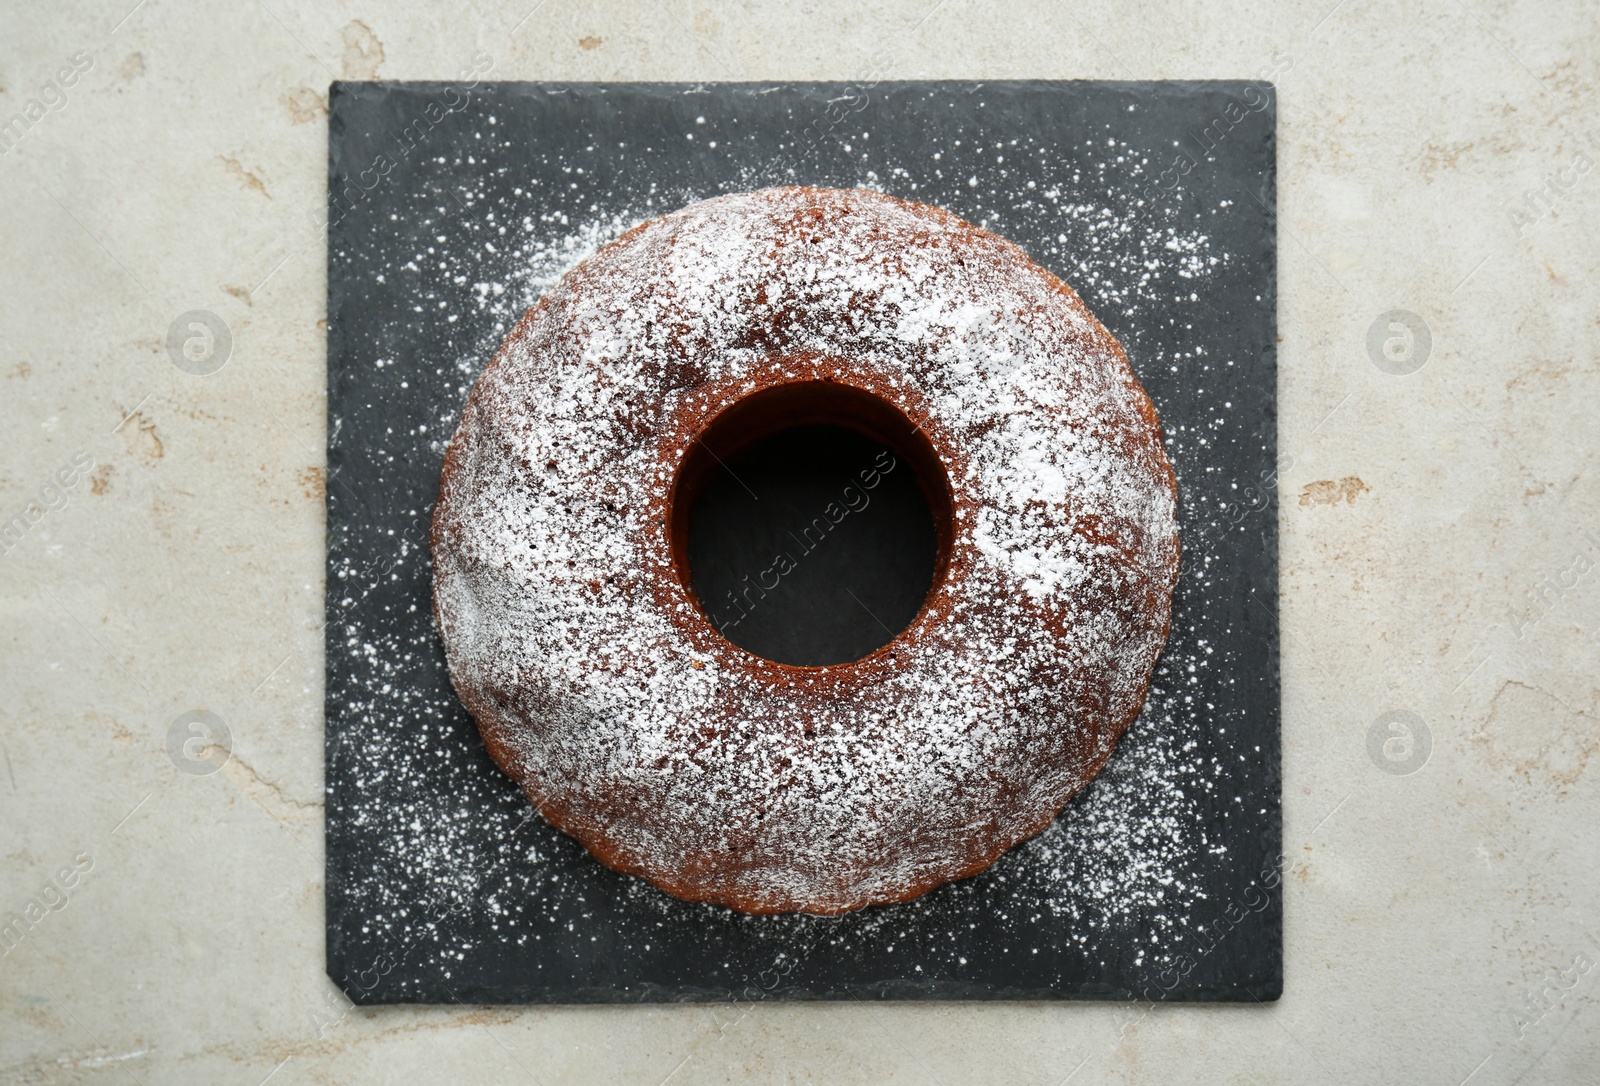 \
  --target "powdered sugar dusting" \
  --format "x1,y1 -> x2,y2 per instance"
431,188 -> 1180,914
